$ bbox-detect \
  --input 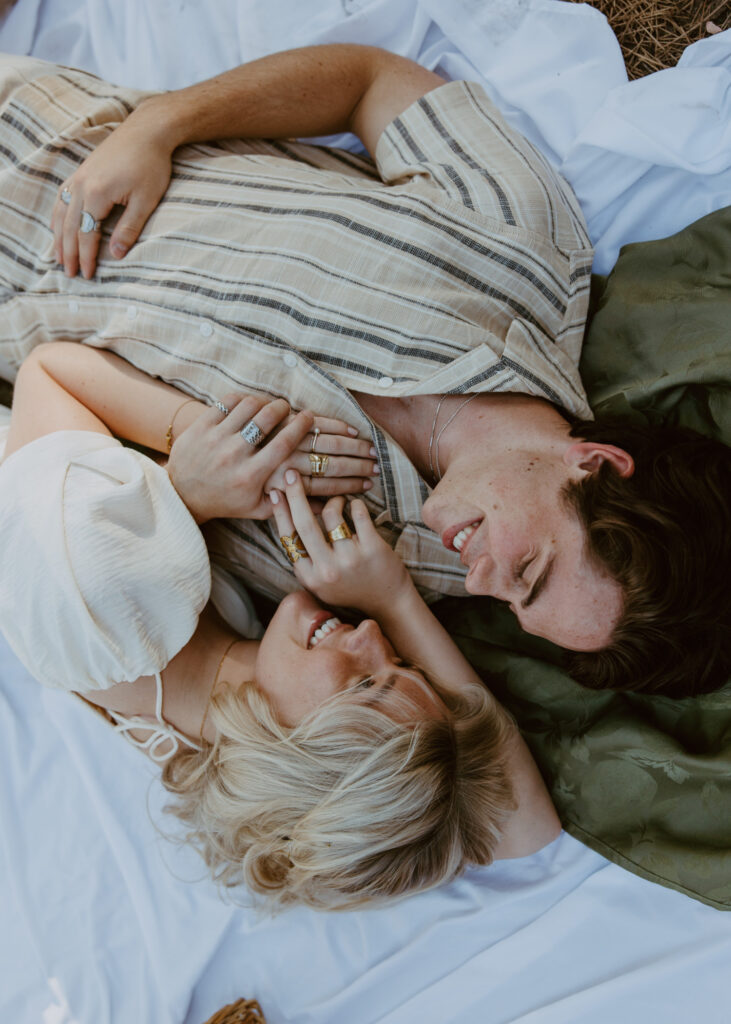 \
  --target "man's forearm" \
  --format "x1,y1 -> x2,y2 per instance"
133,45 -> 442,157
136,46 -> 378,149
